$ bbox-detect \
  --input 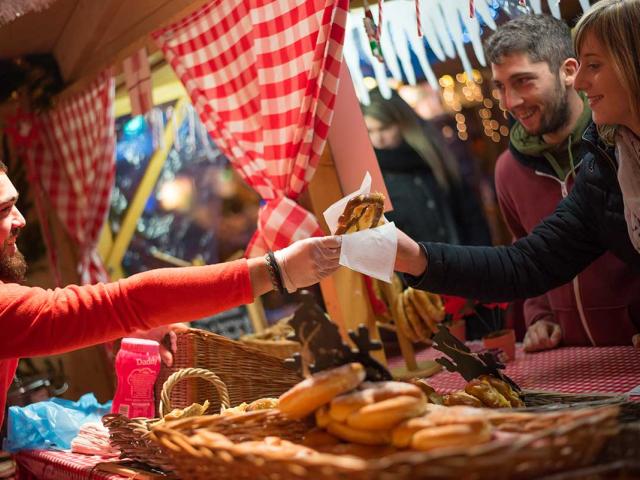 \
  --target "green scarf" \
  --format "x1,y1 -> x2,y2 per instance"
510,94 -> 592,179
